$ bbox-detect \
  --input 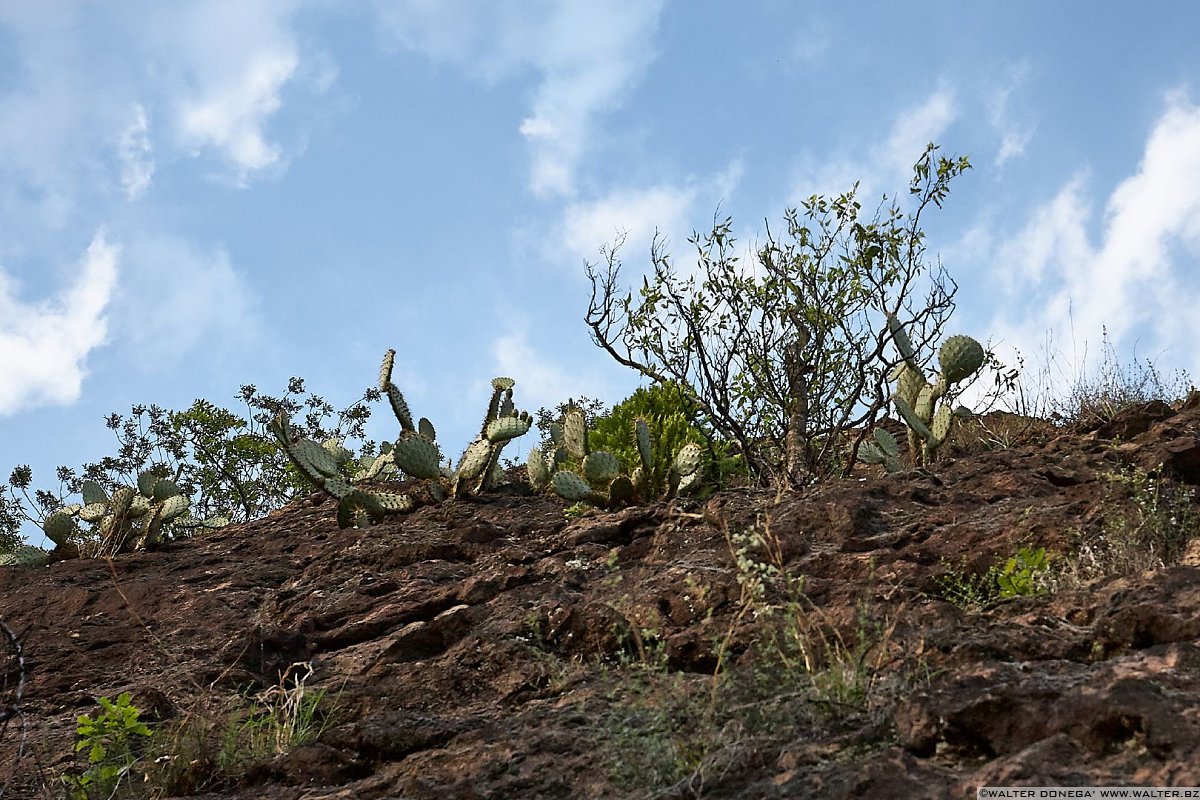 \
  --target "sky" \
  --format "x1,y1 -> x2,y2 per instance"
3,1 -> 1200,545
